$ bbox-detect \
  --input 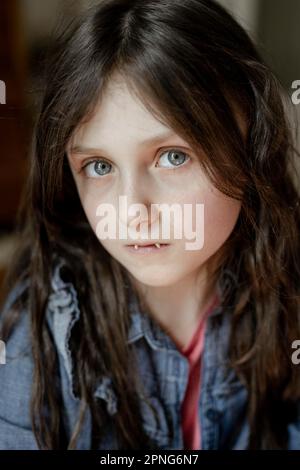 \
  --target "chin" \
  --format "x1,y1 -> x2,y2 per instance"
131,270 -> 182,288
